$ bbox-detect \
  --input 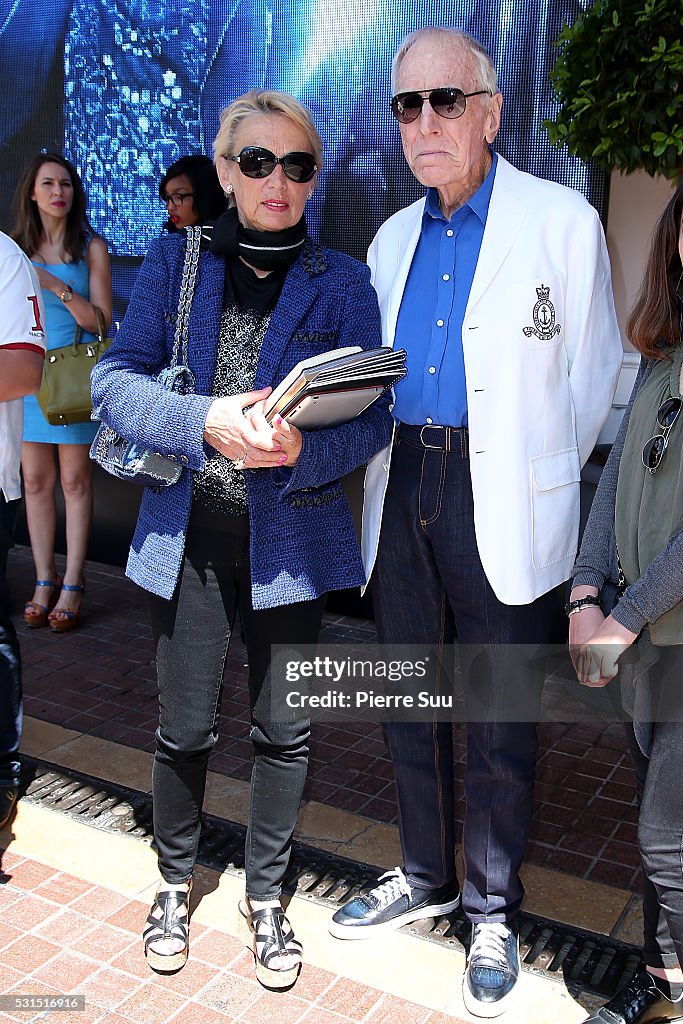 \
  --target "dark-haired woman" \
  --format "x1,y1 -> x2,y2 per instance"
570,186 -> 683,1024
12,154 -> 112,632
159,154 -> 226,233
